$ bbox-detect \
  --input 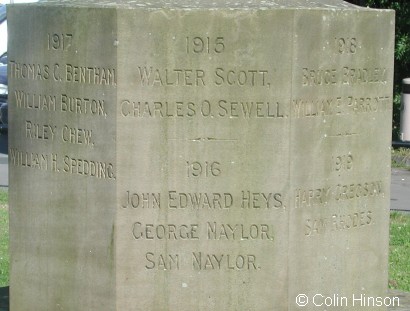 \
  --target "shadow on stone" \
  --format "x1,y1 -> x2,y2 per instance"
0,134 -> 7,156
388,289 -> 410,311
0,286 -> 408,310
0,287 -> 9,311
